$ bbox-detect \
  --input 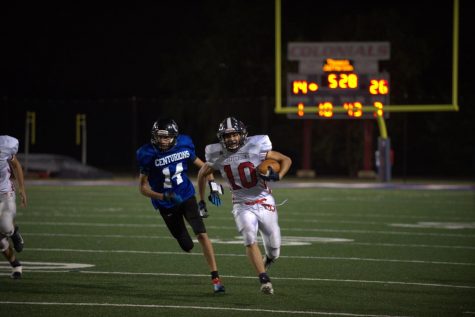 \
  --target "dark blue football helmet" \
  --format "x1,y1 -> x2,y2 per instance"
151,118 -> 179,151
